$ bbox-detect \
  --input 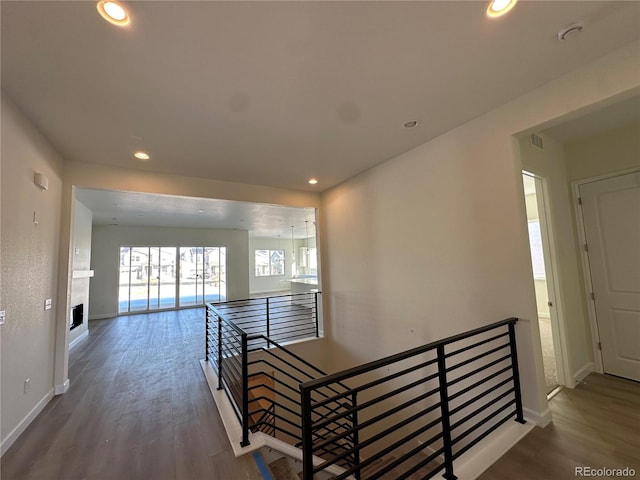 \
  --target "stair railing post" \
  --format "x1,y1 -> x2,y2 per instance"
301,386 -> 314,480
217,314 -> 223,391
314,292 -> 319,338
508,322 -> 526,424
351,392 -> 361,480
266,297 -> 270,340
437,344 -> 457,480
205,305 -> 209,362
241,332 -> 250,447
